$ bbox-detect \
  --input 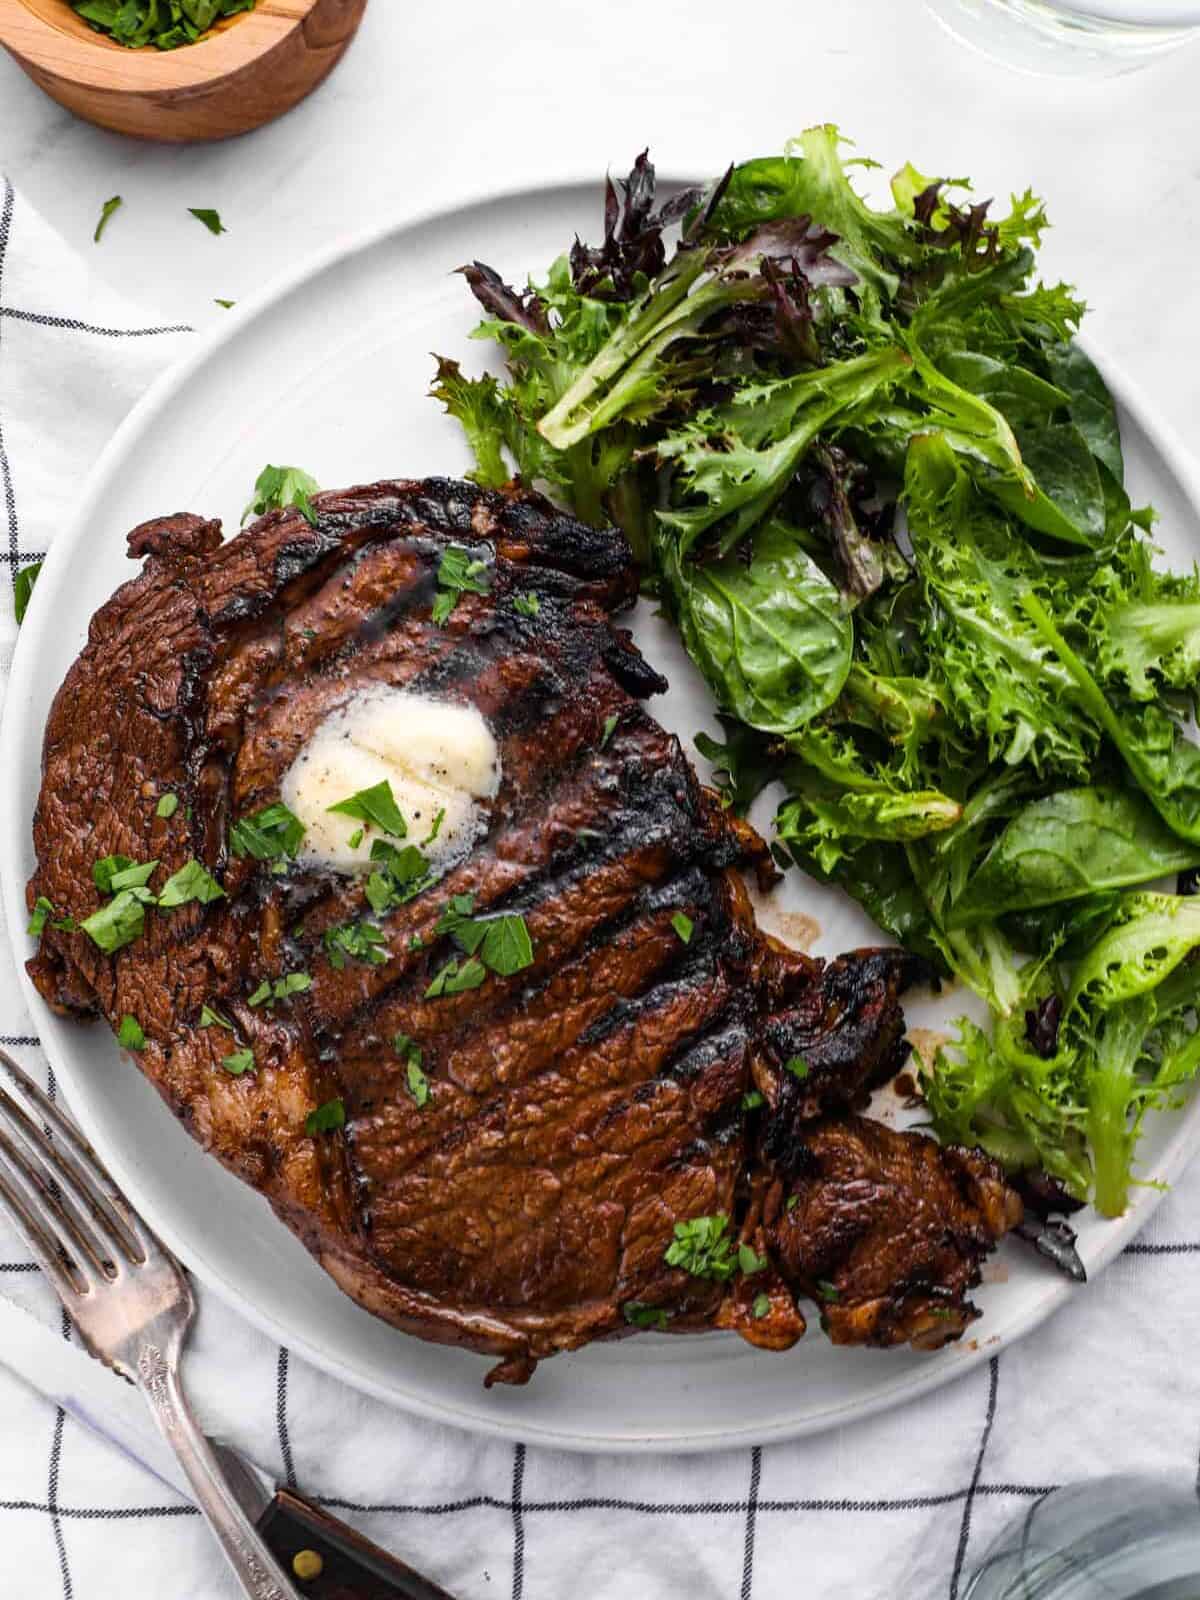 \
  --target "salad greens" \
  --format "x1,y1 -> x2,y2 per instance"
434,130 -> 1200,1218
